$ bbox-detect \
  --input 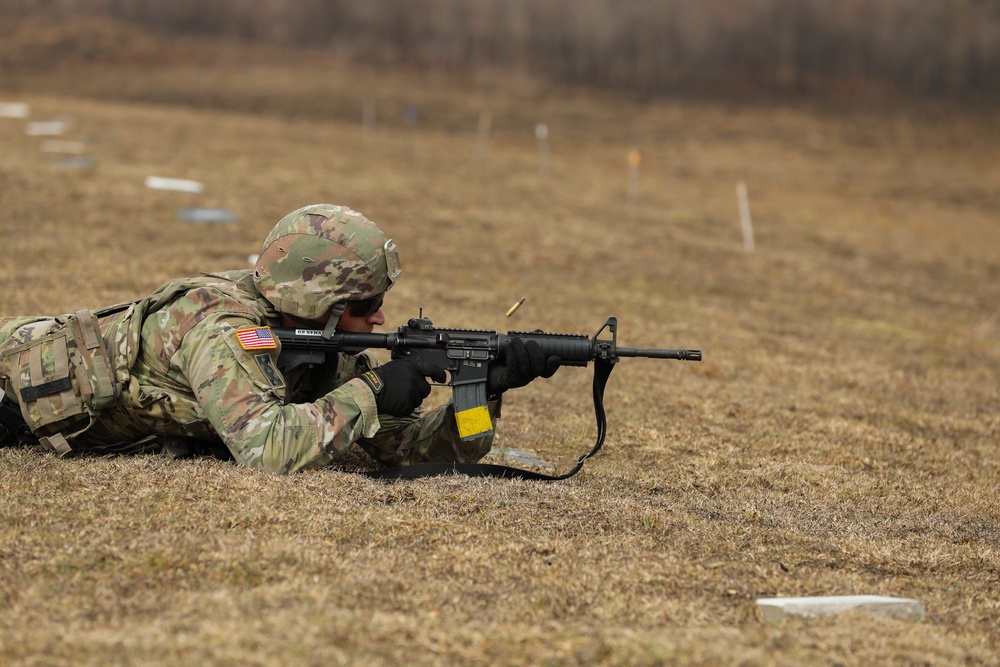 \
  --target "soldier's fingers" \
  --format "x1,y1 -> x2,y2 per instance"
414,360 -> 447,384
507,338 -> 530,373
416,376 -> 432,400
524,340 -> 546,375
